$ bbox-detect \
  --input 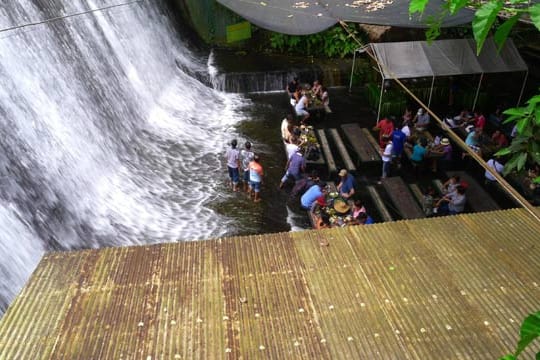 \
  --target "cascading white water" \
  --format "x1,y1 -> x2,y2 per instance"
0,0 -> 249,313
